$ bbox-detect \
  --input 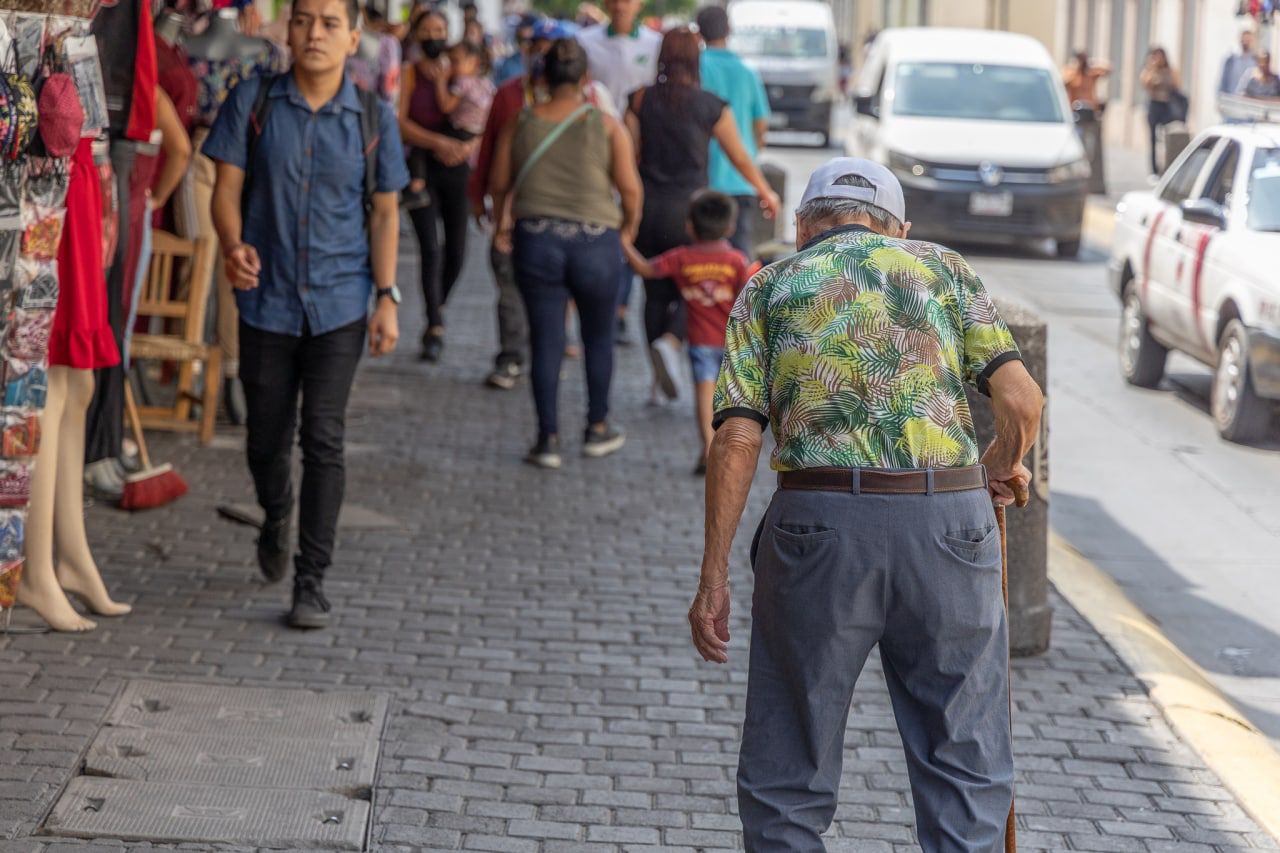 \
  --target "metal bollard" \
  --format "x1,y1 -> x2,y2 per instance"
966,298 -> 1052,657
1072,104 -> 1107,195
750,162 -> 787,253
